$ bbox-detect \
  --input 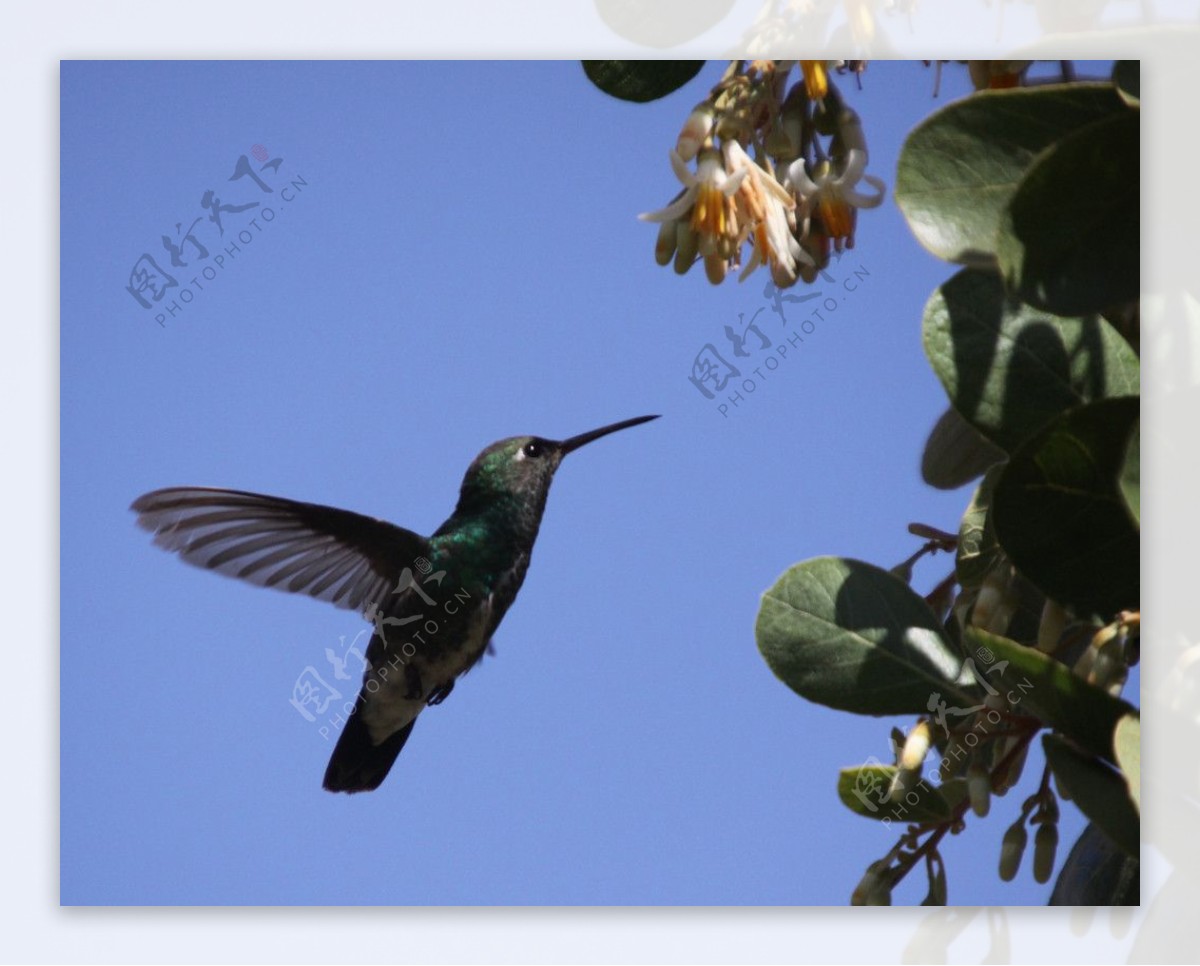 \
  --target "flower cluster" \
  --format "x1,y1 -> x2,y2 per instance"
640,60 -> 885,288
